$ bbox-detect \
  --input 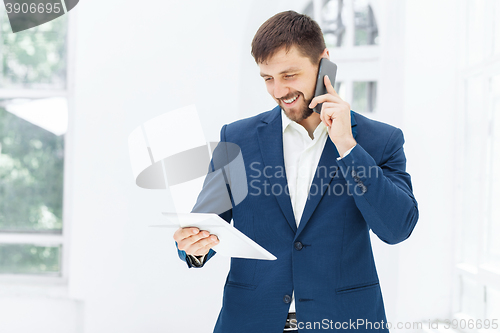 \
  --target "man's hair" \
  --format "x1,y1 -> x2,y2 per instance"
251,10 -> 326,65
